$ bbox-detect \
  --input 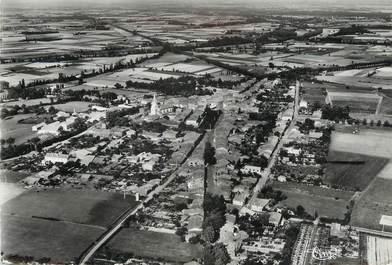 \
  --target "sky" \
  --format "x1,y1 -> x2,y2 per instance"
1,0 -> 391,10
